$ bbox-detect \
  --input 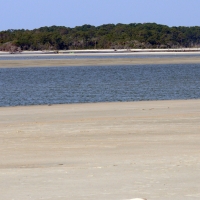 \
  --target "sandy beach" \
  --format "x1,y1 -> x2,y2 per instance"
0,100 -> 200,200
0,51 -> 200,68
1,57 -> 200,68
